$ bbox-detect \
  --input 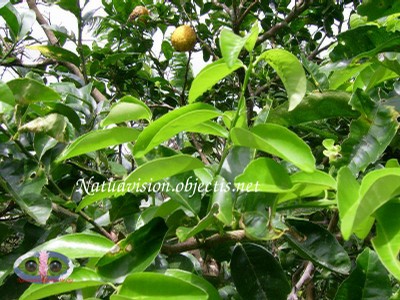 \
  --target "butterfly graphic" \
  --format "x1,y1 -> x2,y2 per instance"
13,250 -> 74,283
